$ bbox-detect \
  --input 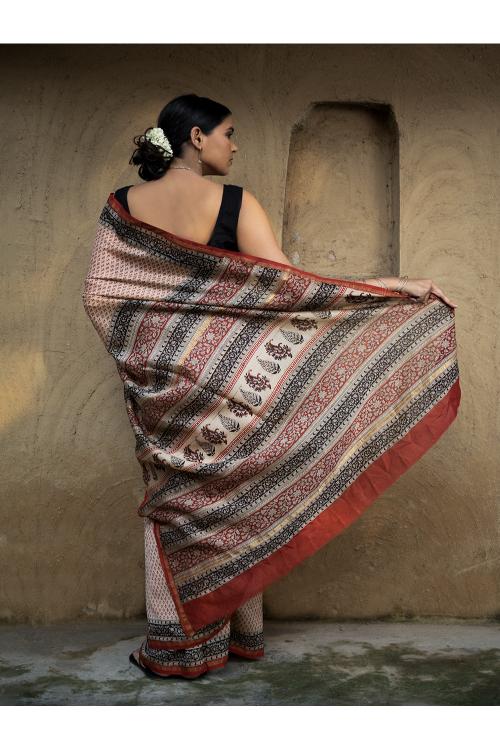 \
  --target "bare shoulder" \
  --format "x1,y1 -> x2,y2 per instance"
240,189 -> 271,221
237,189 -> 291,264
